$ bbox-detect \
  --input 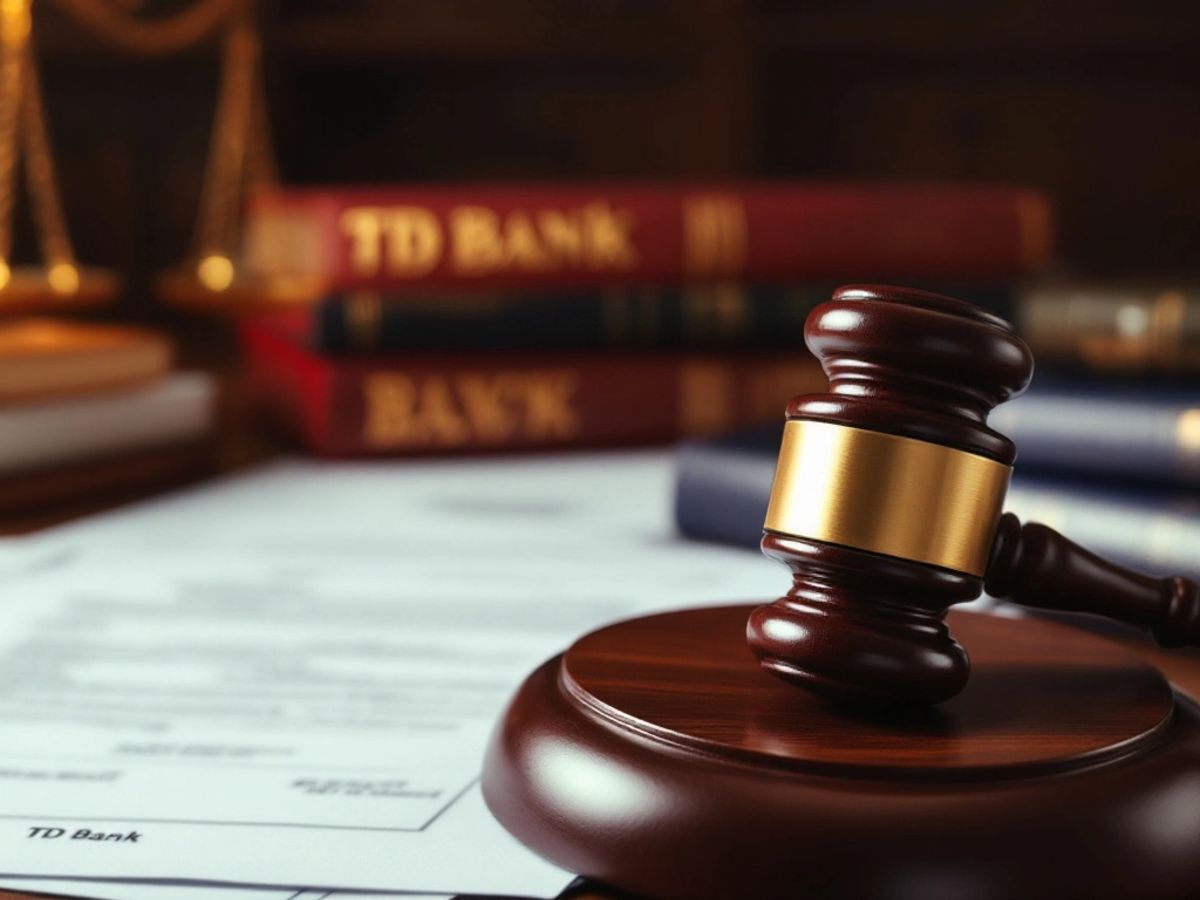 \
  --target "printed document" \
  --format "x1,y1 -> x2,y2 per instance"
0,882 -> 432,900
0,453 -> 782,896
